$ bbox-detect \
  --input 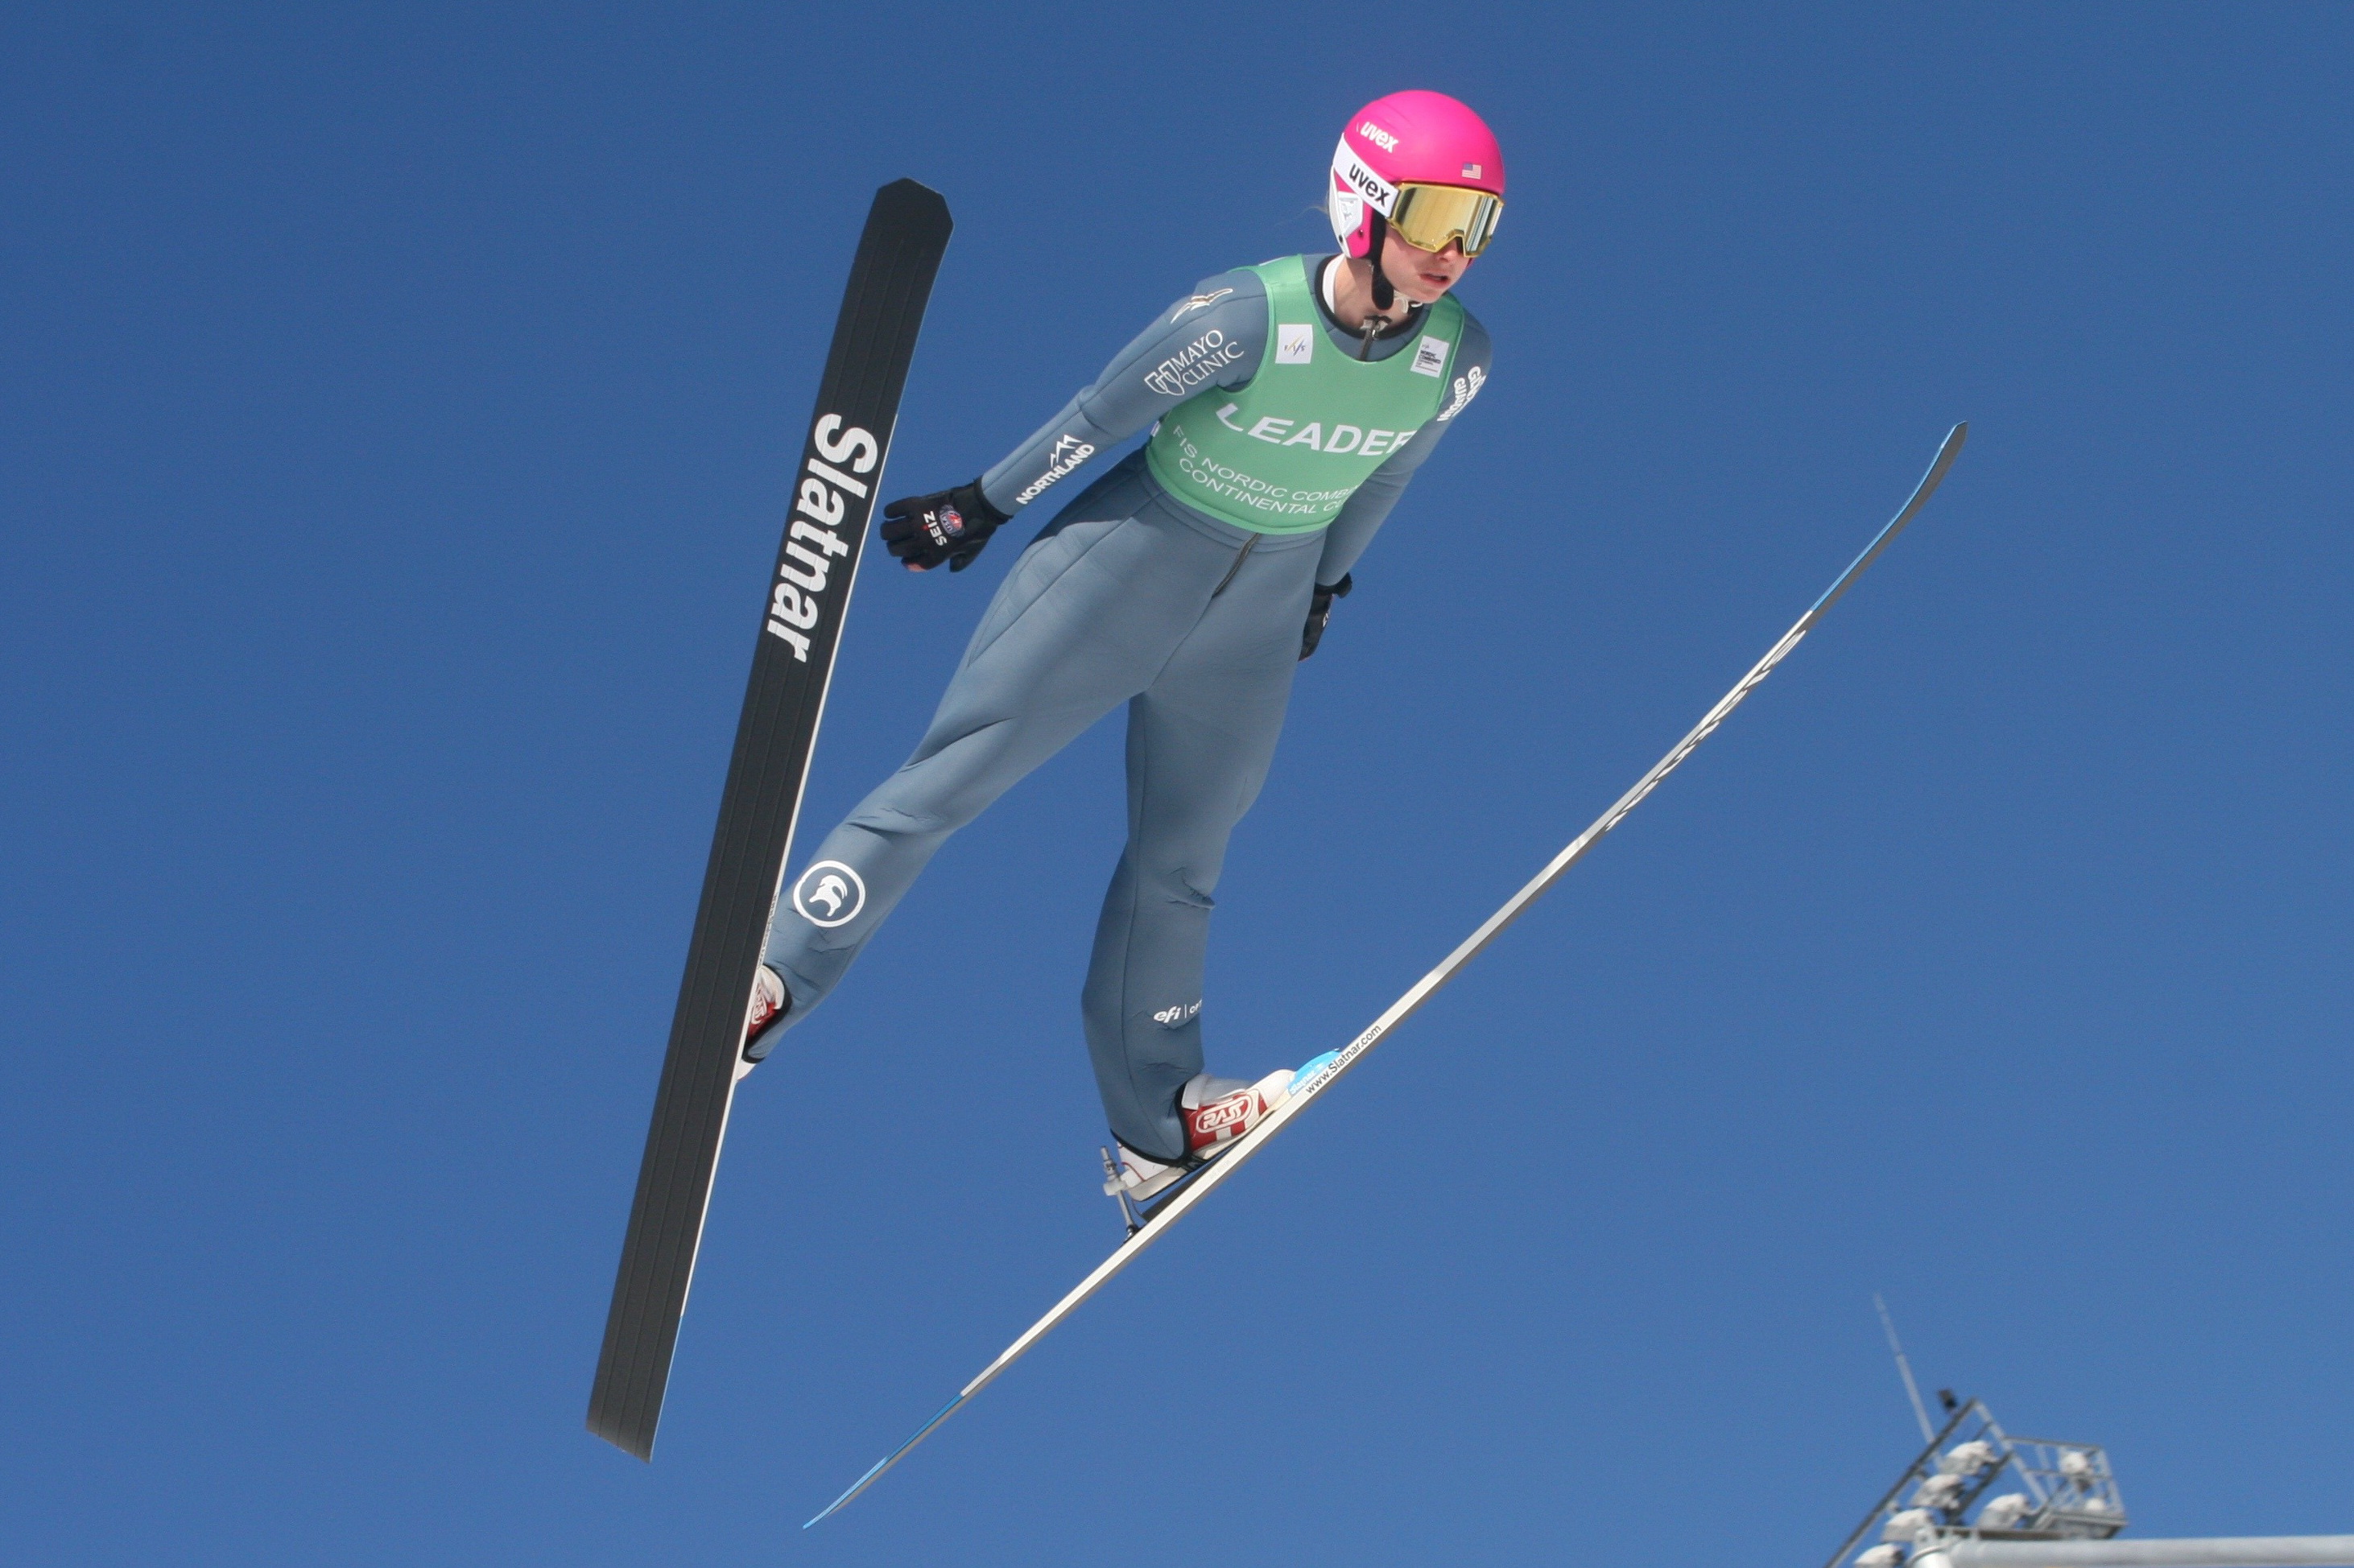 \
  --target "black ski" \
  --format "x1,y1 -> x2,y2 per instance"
588,179 -> 952,1460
